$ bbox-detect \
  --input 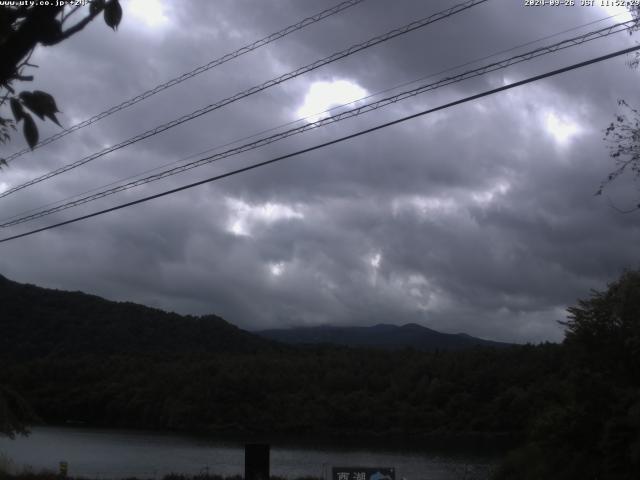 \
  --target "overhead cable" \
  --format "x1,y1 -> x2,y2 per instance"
2,0 -> 368,163
3,9 -> 621,225
1,44 -> 638,244
1,18 -> 635,228
0,0 -> 489,200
